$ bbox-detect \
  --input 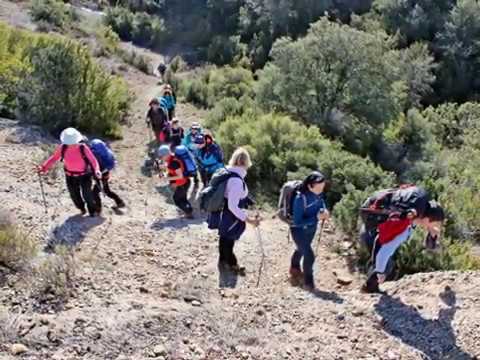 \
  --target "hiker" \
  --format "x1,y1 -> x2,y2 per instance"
181,122 -> 203,186
359,185 -> 445,293
217,148 -> 259,275
157,62 -> 166,80
289,172 -> 329,291
89,139 -> 125,211
146,98 -> 170,145
159,84 -> 176,121
169,118 -> 185,149
37,128 -> 102,217
194,134 -> 224,187
182,122 -> 203,152
157,145 -> 194,219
